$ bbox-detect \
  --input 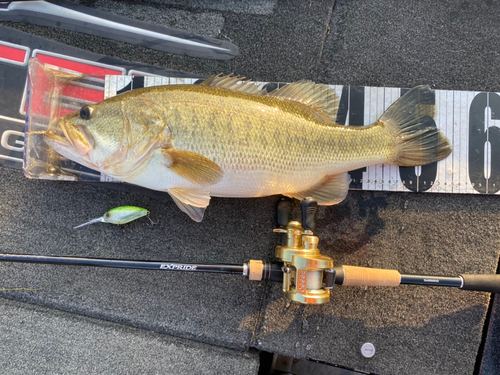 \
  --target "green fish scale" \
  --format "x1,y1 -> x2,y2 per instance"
140,87 -> 396,193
